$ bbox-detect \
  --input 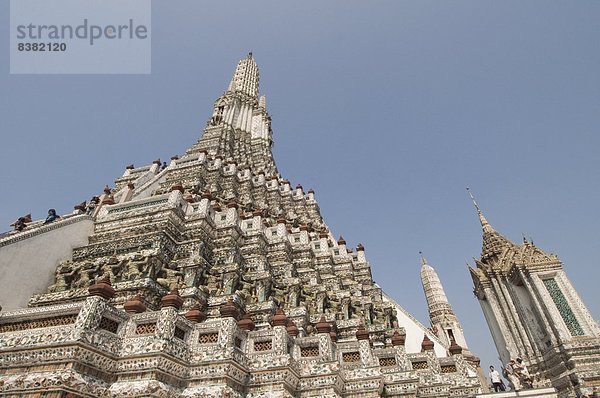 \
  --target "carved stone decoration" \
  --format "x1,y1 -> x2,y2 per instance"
421,334 -> 435,351
315,316 -> 331,334
329,328 -> 338,342
238,313 -> 255,331
286,320 -> 299,337
123,295 -> 146,313
219,299 -> 239,319
184,305 -> 206,323
271,308 -> 287,327
356,325 -> 370,341
87,274 -> 115,300
171,182 -> 184,193
391,330 -> 406,346
449,340 -> 463,355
